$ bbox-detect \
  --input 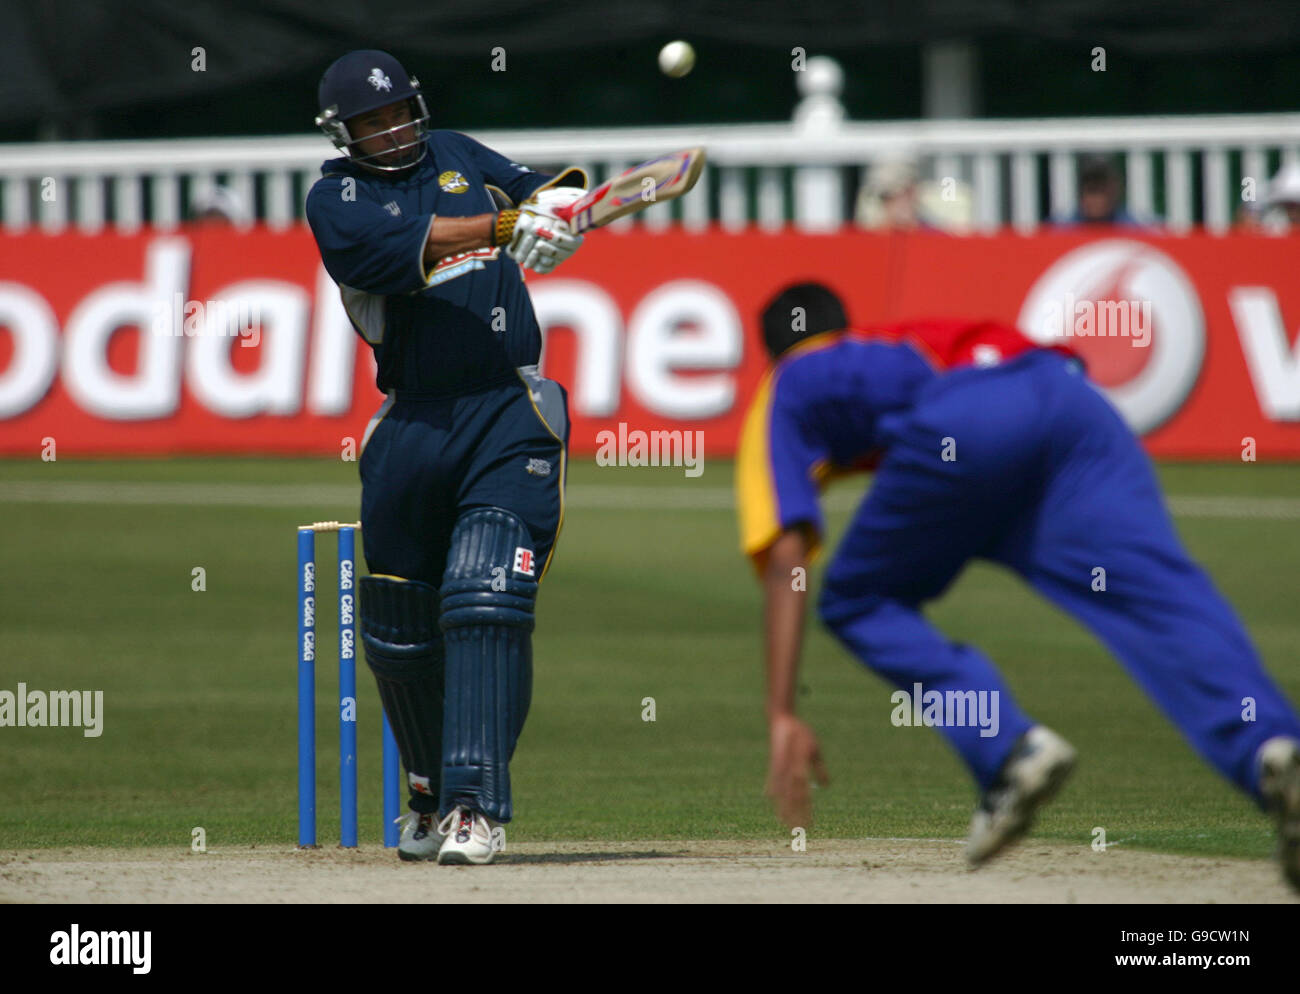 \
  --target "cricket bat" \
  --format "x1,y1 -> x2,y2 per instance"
552,147 -> 707,233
